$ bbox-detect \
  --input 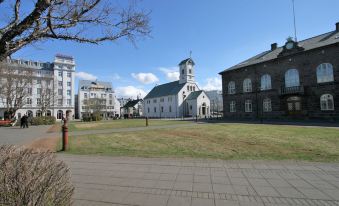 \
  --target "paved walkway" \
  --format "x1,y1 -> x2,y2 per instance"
58,154 -> 339,206
0,125 -> 57,145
